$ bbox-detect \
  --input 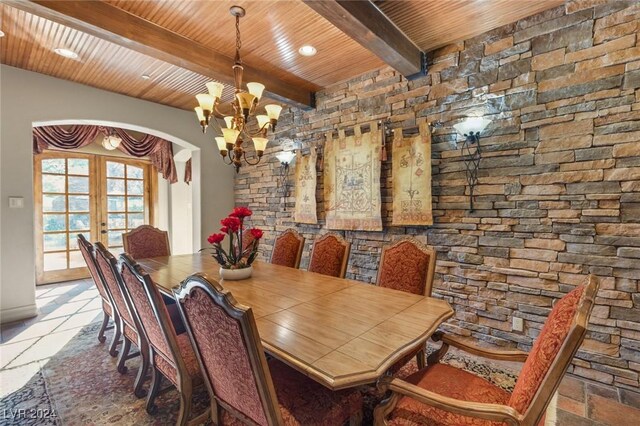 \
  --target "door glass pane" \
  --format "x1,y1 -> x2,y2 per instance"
106,162 -> 125,178
68,195 -> 89,212
127,165 -> 143,179
69,214 -> 90,231
107,178 -> 125,195
127,213 -> 144,229
43,195 -> 66,212
128,197 -> 144,212
44,233 -> 67,252
68,250 -> 85,268
44,252 -> 67,271
108,213 -> 126,229
42,159 -> 65,174
108,196 -> 125,211
43,214 -> 66,232
68,159 -> 89,175
126,180 -> 143,195
108,230 -> 124,247
70,232 -> 90,249
68,176 -> 89,194
42,175 -> 65,193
